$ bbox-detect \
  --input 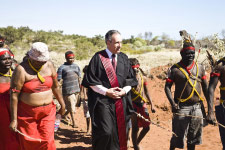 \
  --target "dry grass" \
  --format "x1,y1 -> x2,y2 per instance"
14,49 -> 209,75
128,49 -> 208,75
